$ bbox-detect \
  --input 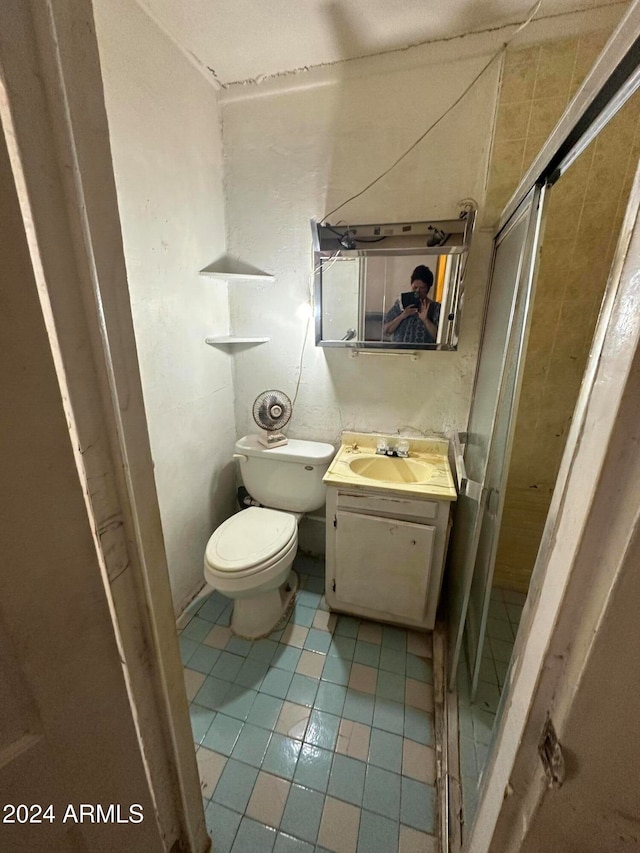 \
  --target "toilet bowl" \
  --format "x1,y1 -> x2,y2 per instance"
204,507 -> 300,638
202,435 -> 336,639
